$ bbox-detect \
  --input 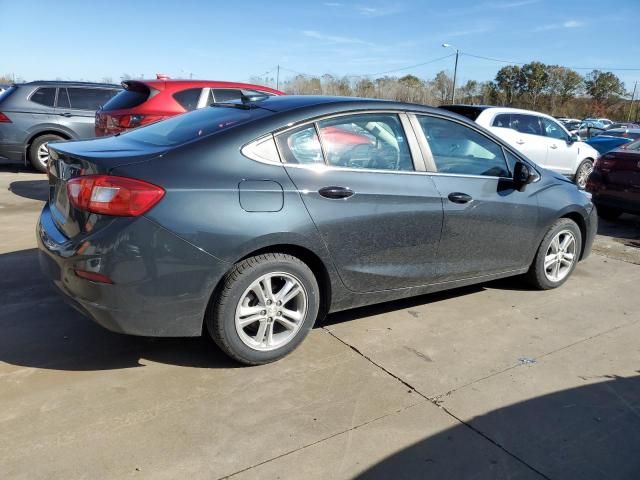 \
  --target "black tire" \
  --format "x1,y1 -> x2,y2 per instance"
526,218 -> 582,290
596,205 -> 622,221
29,134 -> 63,172
206,253 -> 320,365
574,159 -> 593,190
